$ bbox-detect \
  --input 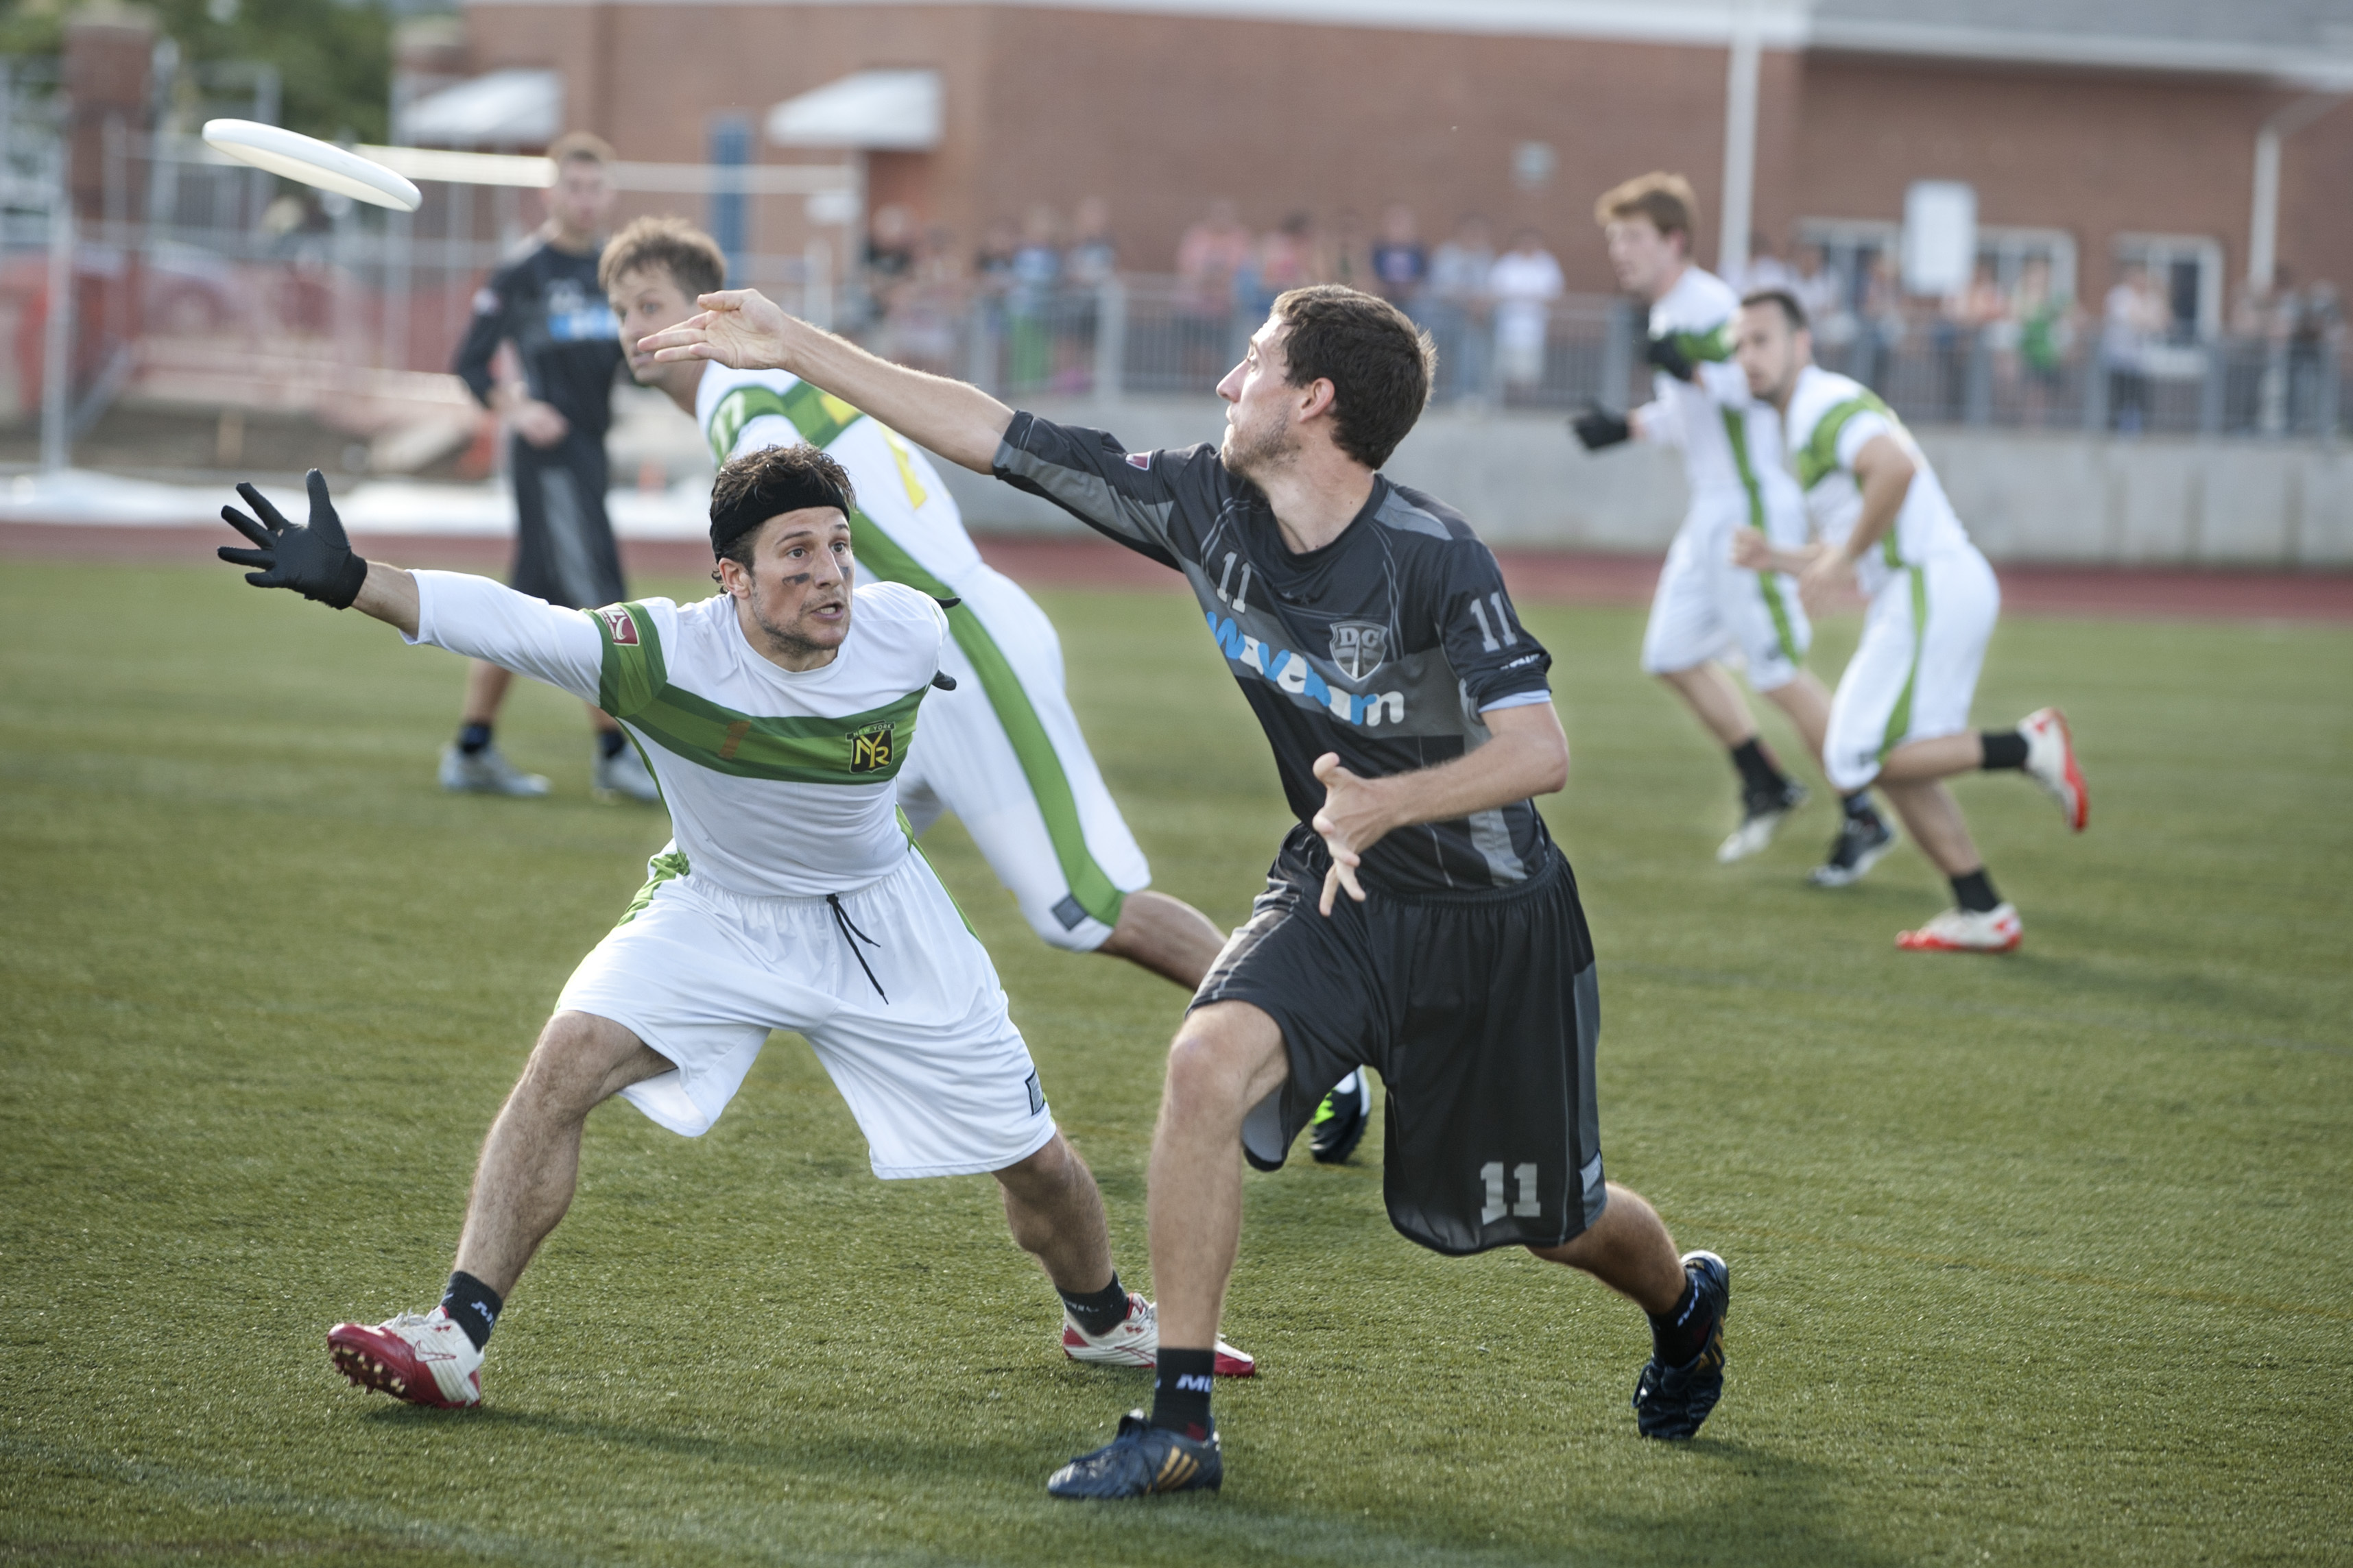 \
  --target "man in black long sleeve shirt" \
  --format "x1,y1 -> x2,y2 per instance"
442,132 -> 653,803
641,281 -> 1736,1494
